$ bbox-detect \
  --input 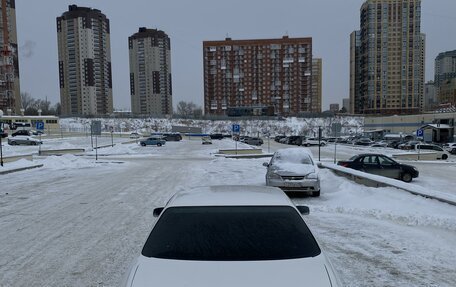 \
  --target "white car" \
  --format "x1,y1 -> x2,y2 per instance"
443,143 -> 456,152
129,132 -> 141,139
302,137 -> 327,146
415,144 -> 449,160
123,186 -> 340,287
